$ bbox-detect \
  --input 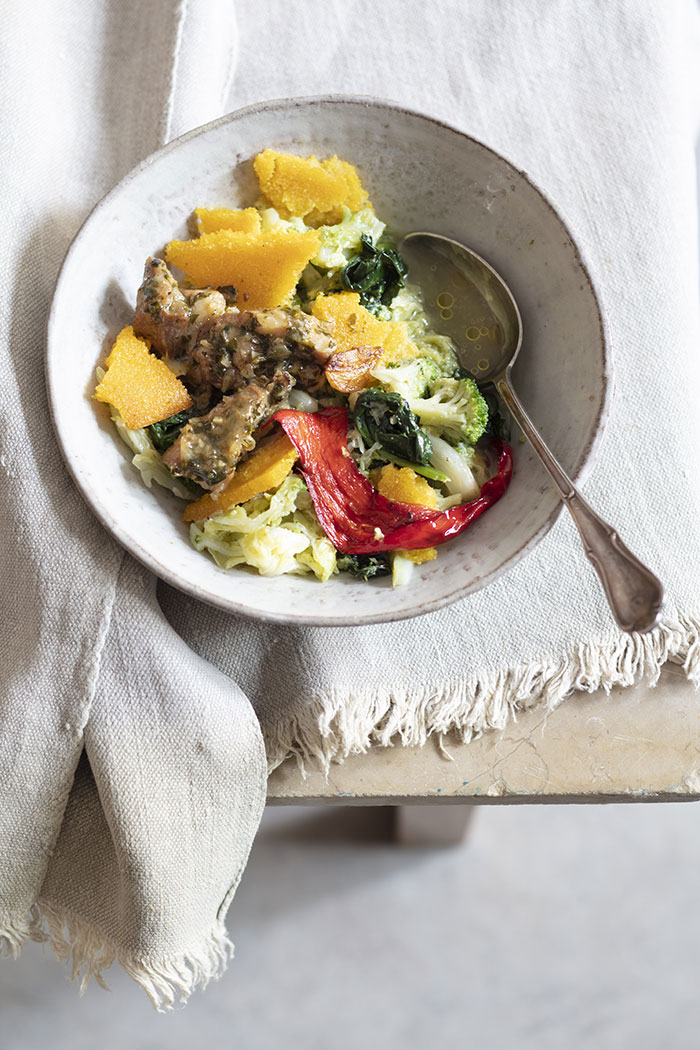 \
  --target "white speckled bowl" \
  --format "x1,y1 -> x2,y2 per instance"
46,95 -> 610,626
